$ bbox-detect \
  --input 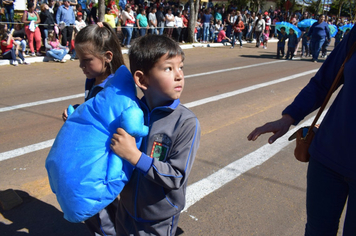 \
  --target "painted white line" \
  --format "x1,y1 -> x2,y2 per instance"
0,139 -> 55,162
184,60 -> 286,79
183,111 -> 327,212
185,69 -> 318,108
0,68 -> 317,161
0,60 -> 285,113
0,94 -> 84,113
